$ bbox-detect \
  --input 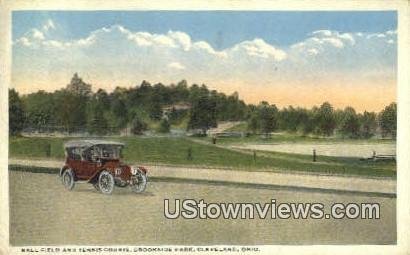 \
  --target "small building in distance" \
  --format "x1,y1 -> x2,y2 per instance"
162,103 -> 191,119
